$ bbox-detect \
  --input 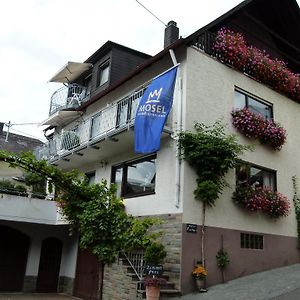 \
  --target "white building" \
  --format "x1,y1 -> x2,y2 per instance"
8,0 -> 300,298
